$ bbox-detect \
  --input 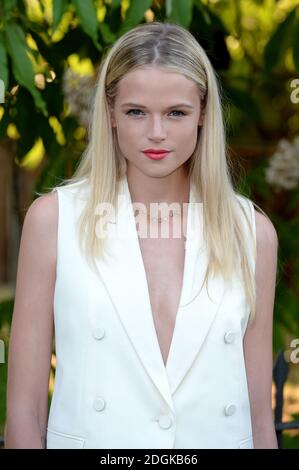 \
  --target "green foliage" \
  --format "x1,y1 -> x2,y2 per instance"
294,20 -> 299,75
0,298 -> 13,437
119,0 -> 152,34
52,0 -> 68,33
167,0 -> 193,28
282,432 -> 299,449
0,33 -> 8,88
0,359 -> 7,437
4,22 -> 47,114
72,0 -> 102,50
263,8 -> 297,73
